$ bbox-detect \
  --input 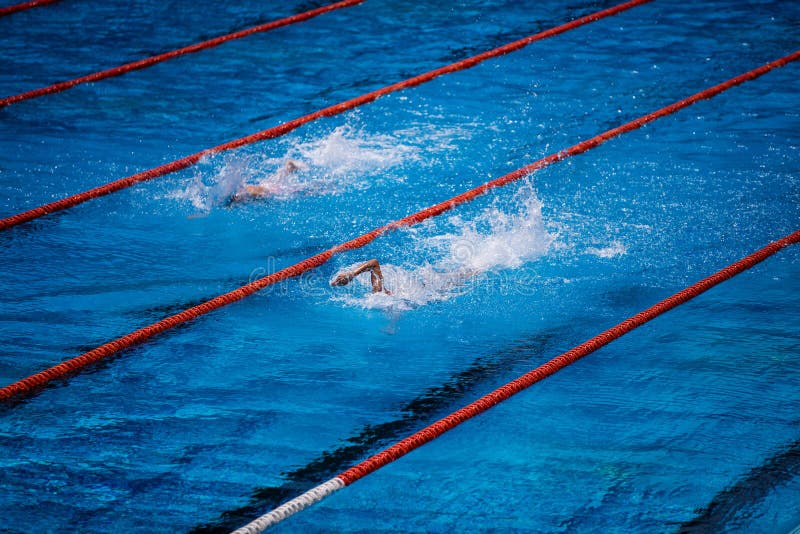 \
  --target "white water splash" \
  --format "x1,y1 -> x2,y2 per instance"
332,184 -> 555,311
586,241 -> 627,258
293,124 -> 413,175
